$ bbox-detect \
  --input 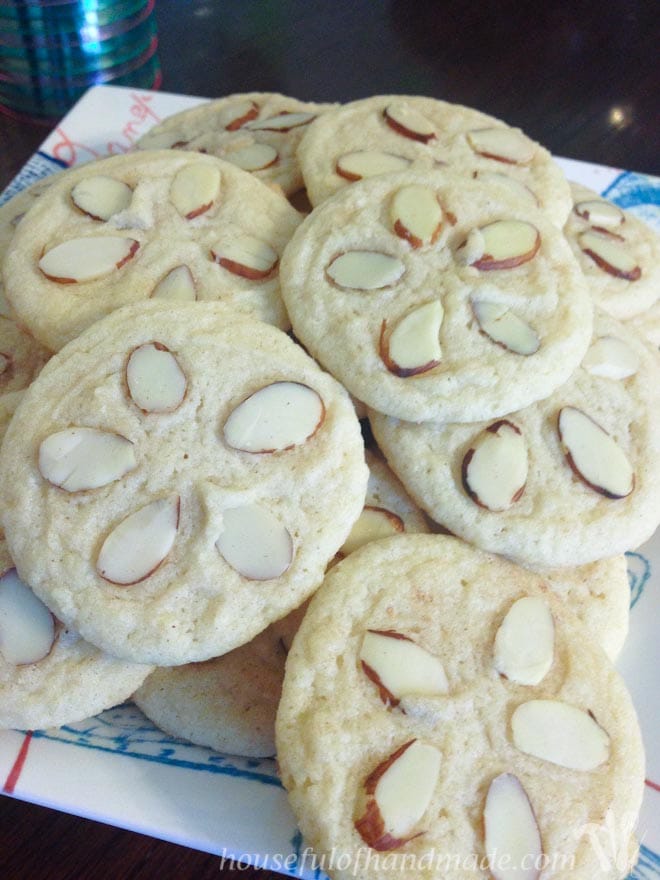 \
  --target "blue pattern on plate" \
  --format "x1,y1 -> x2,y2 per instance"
0,152 -> 65,206
603,171 -> 660,225
29,702 -> 281,788
626,551 -> 651,609
628,845 -> 660,879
